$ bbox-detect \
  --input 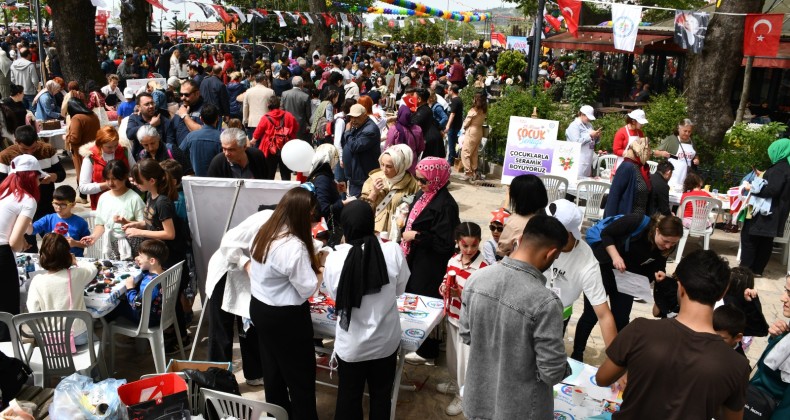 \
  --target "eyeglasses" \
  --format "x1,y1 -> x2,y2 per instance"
179,91 -> 193,97
489,224 -> 503,232
52,201 -> 72,209
415,177 -> 429,185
